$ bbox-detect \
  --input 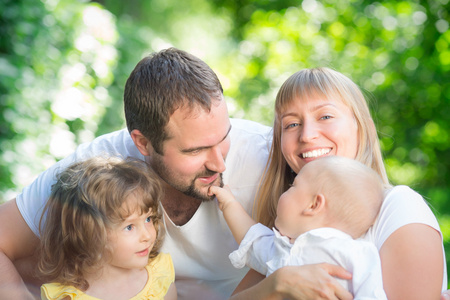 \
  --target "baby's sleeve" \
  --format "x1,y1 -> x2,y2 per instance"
228,223 -> 275,276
